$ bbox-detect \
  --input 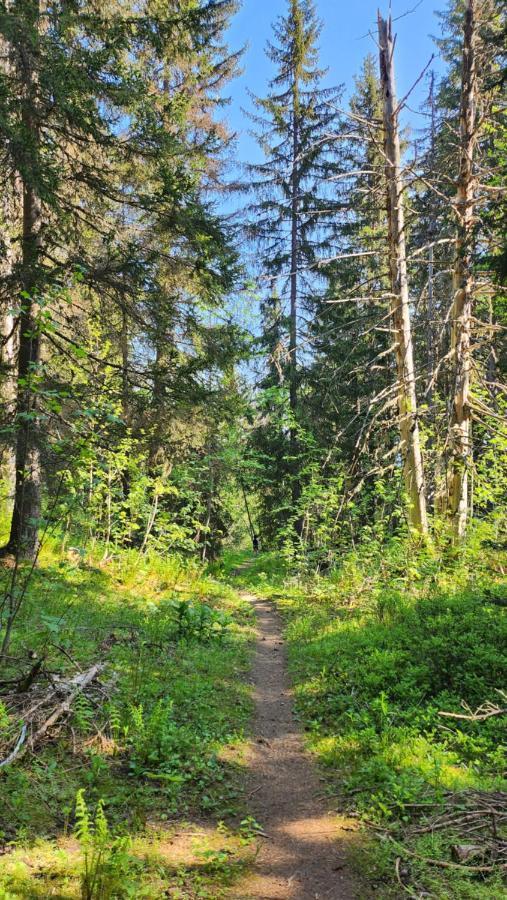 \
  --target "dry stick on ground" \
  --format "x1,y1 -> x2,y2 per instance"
410,810 -> 505,835
390,838 -> 507,874
0,724 -> 27,770
439,691 -> 507,721
0,662 -> 105,768
394,857 -> 420,899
